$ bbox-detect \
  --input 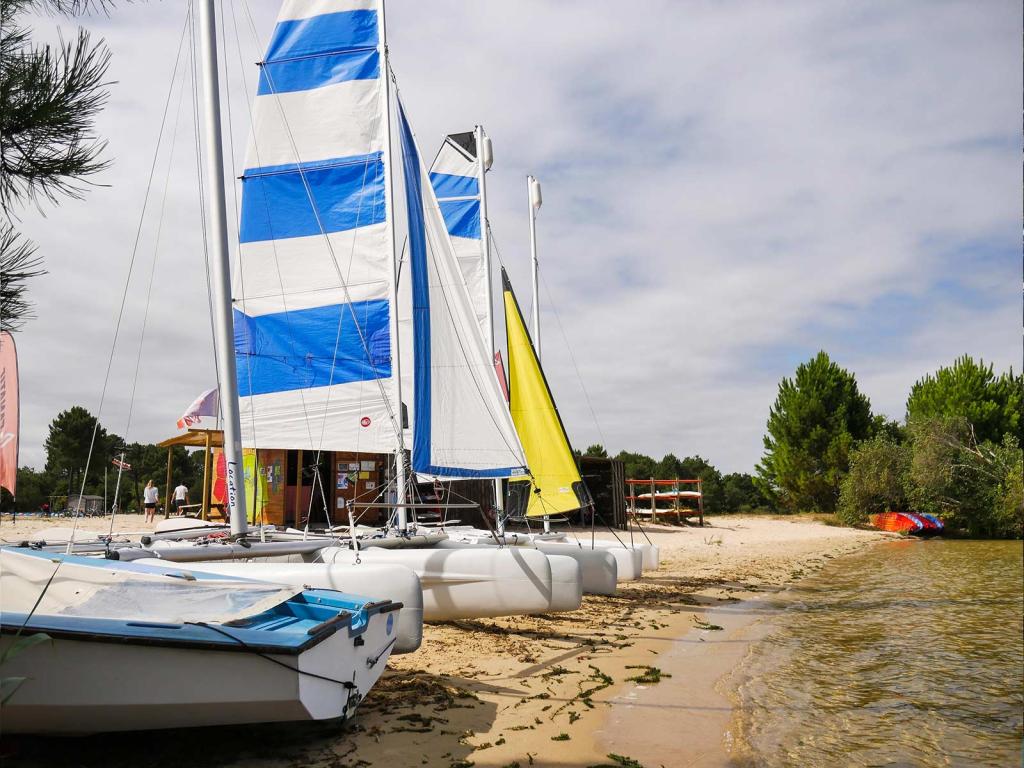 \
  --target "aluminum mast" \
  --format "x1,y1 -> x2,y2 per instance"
198,0 -> 247,536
